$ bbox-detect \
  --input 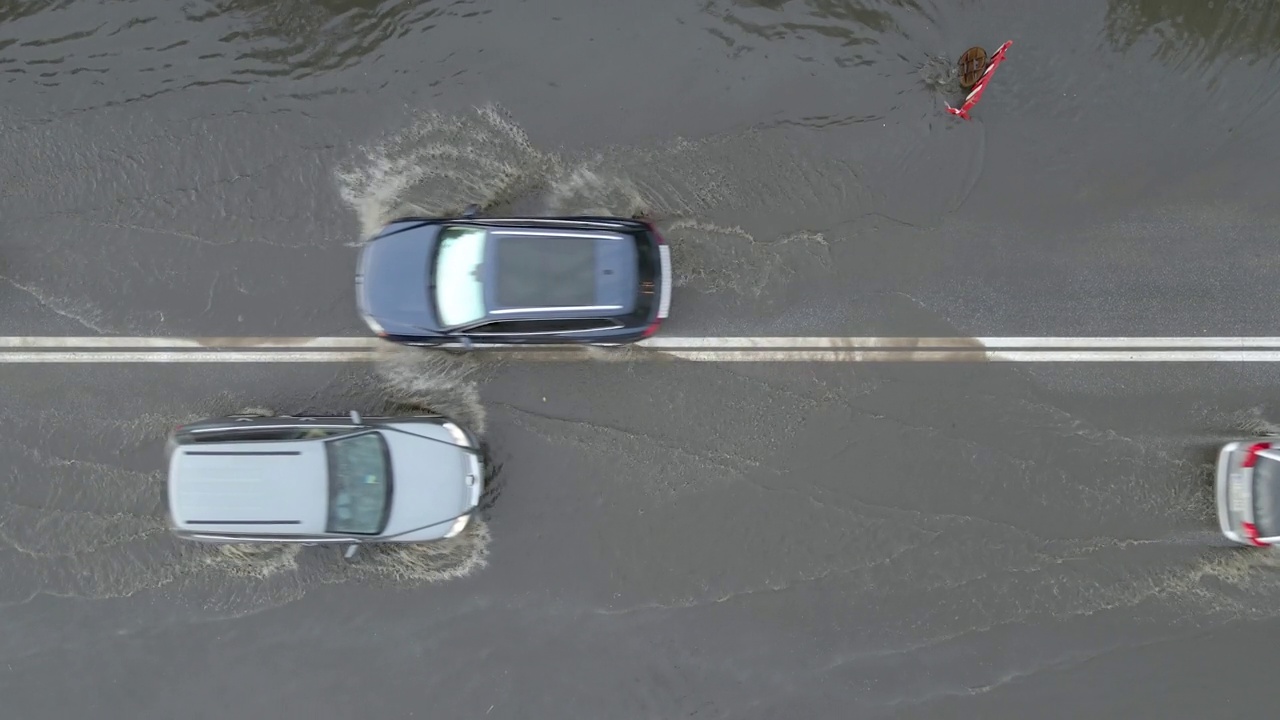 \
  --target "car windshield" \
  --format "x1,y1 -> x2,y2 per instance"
1253,455 -> 1280,537
325,432 -> 392,535
434,226 -> 488,327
